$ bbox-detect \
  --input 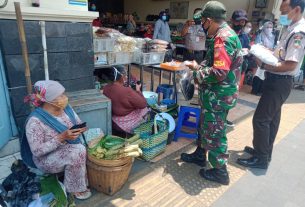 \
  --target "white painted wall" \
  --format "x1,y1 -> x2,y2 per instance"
0,0 -> 98,22
3,0 -> 89,11
124,0 -> 277,23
